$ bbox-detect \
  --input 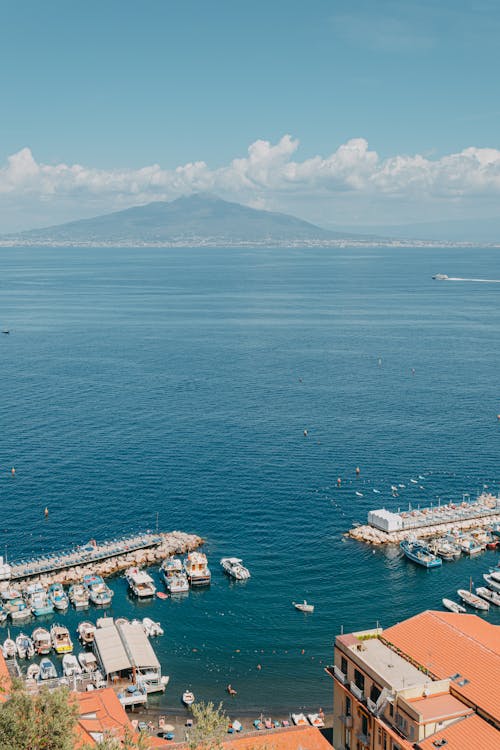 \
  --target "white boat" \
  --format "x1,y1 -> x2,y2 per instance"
77,621 -> 96,645
293,600 -> 314,613
25,583 -> 54,616
93,669 -> 107,689
2,638 -> 17,658
308,713 -> 325,728
160,559 -> 190,594
32,627 -> 52,655
26,663 -> 40,680
458,538 -> 482,556
483,573 -> 500,593
432,274 -> 449,280
291,713 -> 308,726
182,690 -> 195,706
457,589 -> 489,611
125,567 -> 156,598
15,633 -> 35,659
475,587 -> 500,606
78,651 -> 98,673
51,623 -> 73,653
38,658 -> 57,680
431,539 -> 461,561
184,552 -> 211,586
442,598 -> 466,614
10,604 -> 32,622
48,583 -> 70,611
83,574 -> 114,606
142,618 -> 164,637
62,653 -> 82,677
69,584 -> 90,609
220,557 -> 251,580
